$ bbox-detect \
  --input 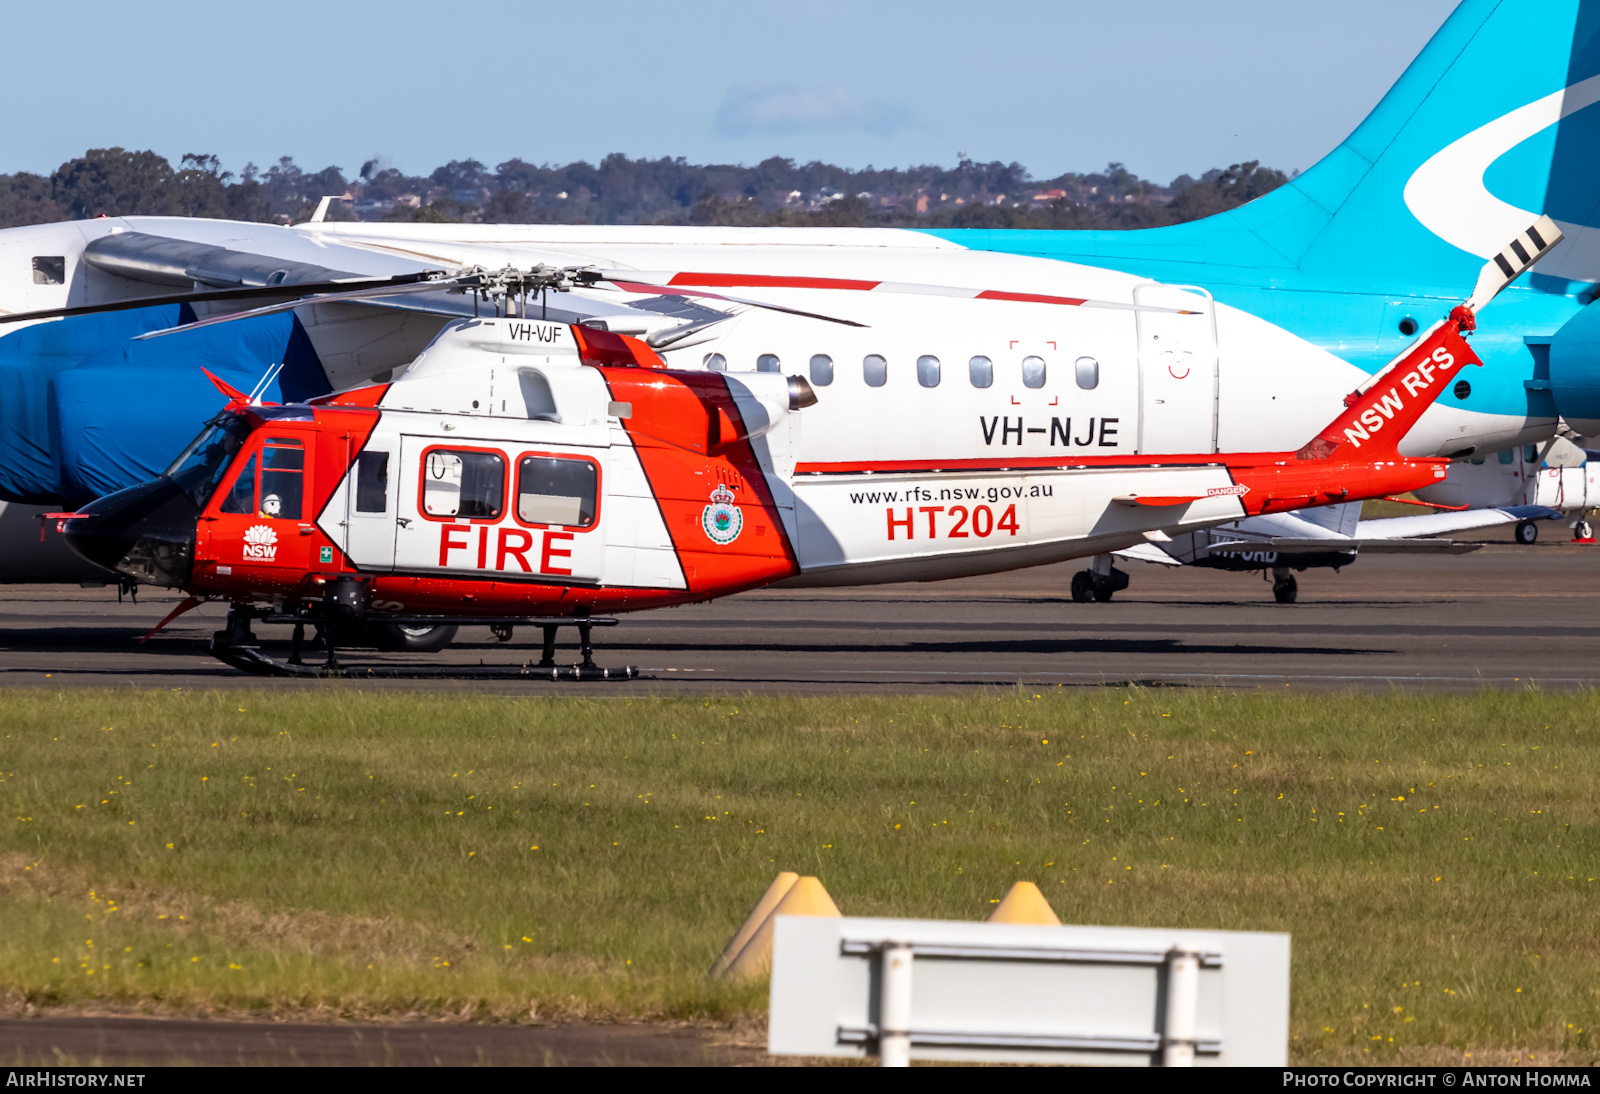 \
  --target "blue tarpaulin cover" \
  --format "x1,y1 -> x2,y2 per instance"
0,305 -> 192,503
0,306 -> 327,505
